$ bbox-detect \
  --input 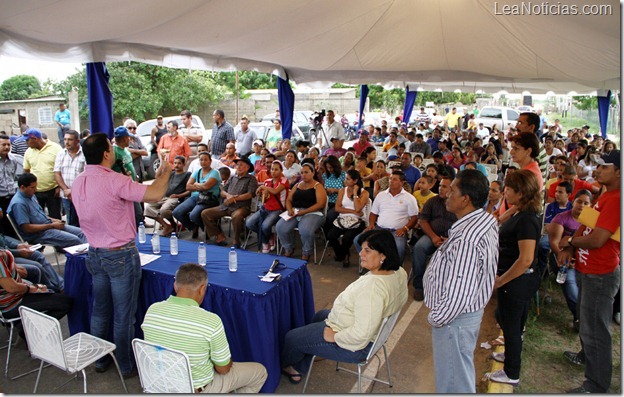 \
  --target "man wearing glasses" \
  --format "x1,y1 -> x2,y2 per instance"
124,119 -> 148,183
